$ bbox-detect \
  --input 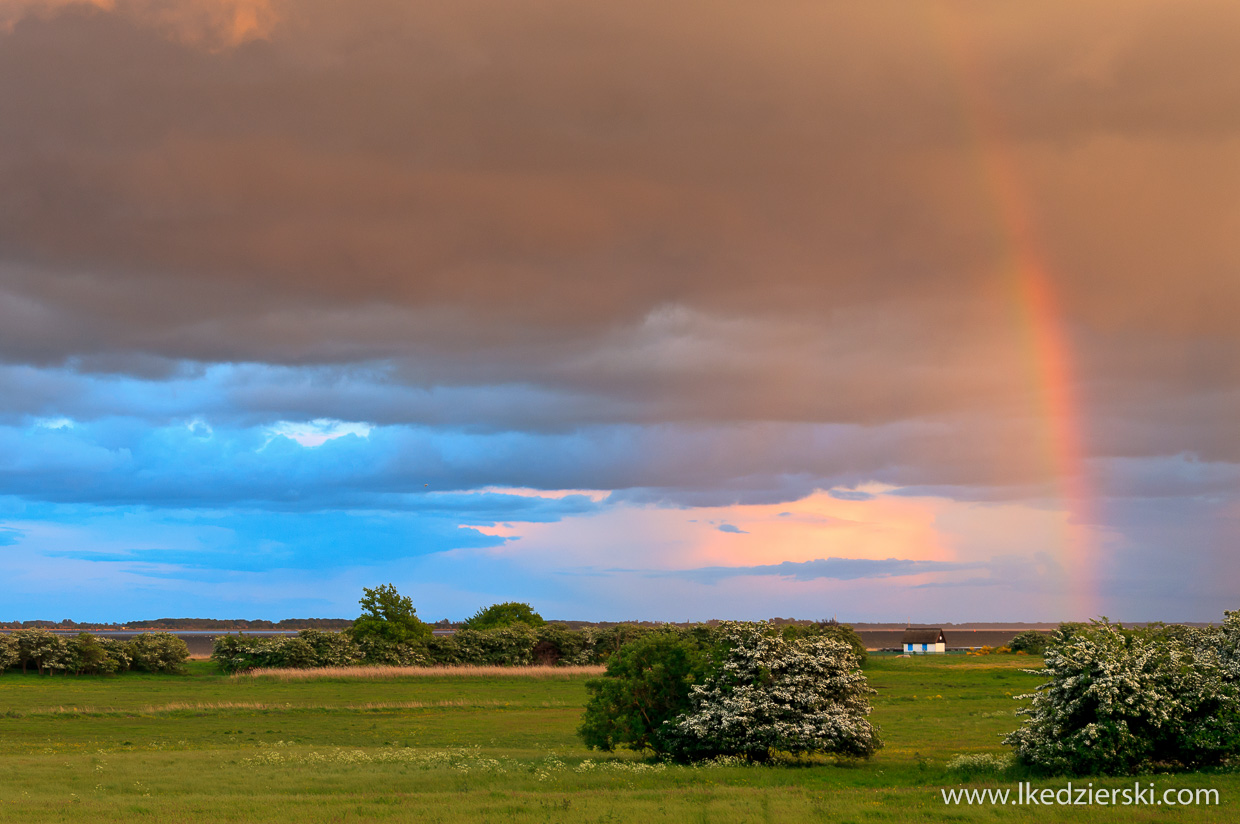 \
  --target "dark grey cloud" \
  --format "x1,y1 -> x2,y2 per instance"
2,1 -> 1238,338
0,0 -> 1235,508
829,489 -> 876,502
